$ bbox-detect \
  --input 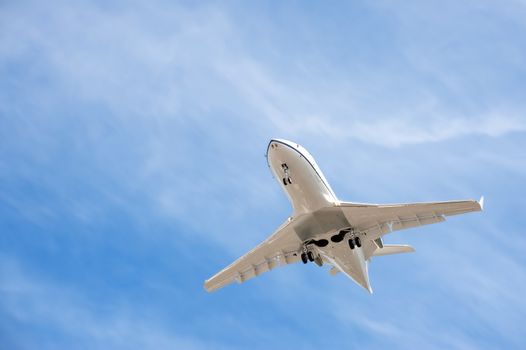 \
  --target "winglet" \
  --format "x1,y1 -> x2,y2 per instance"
479,196 -> 485,211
